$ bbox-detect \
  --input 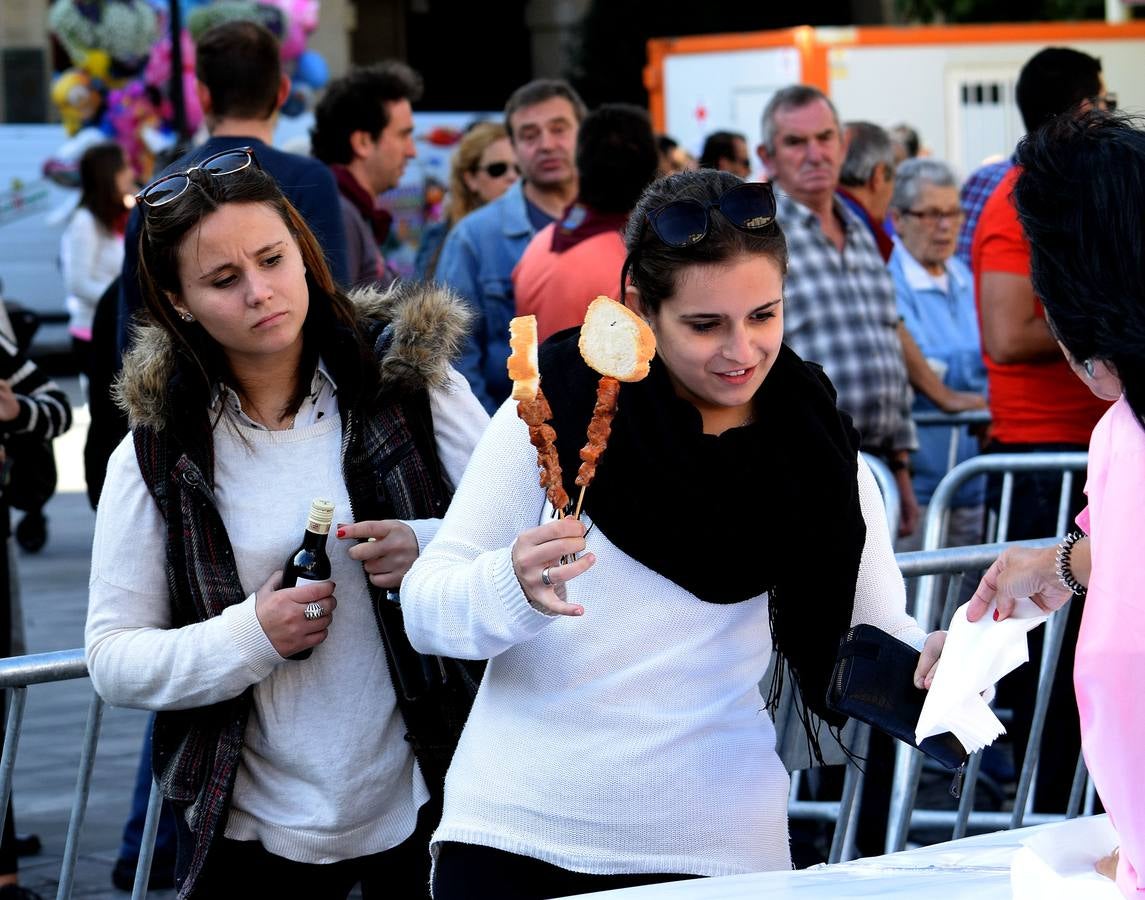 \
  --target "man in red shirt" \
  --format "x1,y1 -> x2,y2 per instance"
972,45 -> 1116,813
513,104 -> 658,341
